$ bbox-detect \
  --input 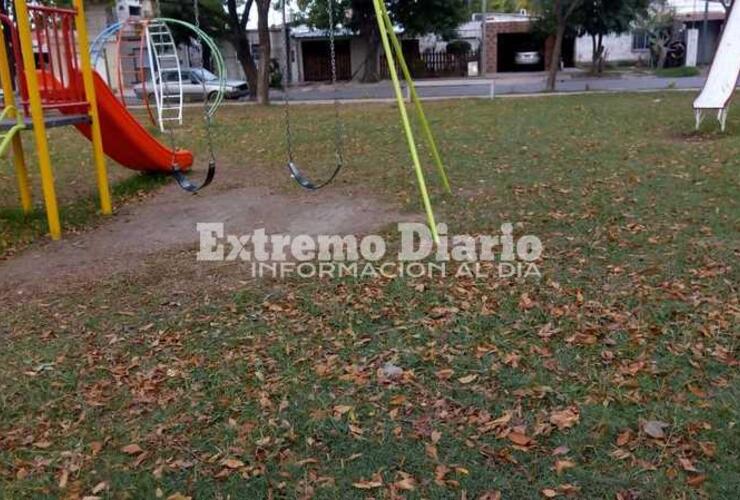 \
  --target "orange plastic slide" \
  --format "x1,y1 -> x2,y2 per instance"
70,71 -> 193,173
